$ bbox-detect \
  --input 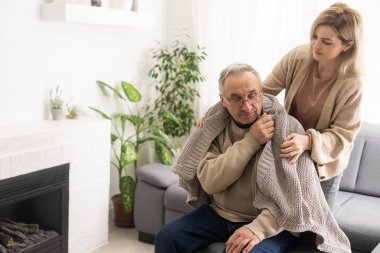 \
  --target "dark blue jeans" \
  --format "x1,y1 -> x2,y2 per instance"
155,205 -> 297,253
